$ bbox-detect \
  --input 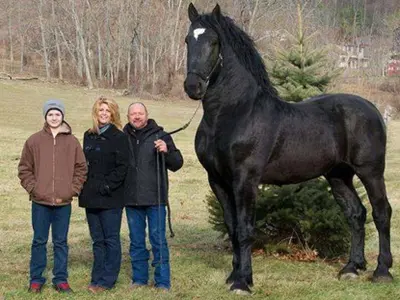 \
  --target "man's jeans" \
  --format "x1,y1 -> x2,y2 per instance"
126,205 -> 170,289
85,208 -> 123,289
30,202 -> 71,285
